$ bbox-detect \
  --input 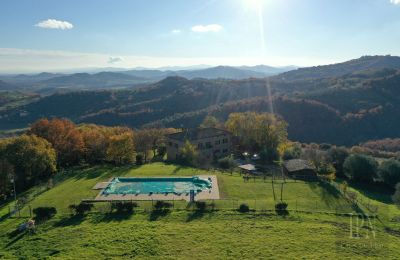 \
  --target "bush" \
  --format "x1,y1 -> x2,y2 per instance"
343,154 -> 378,183
238,203 -> 250,213
112,202 -> 138,213
378,159 -> 400,188
69,202 -> 93,215
136,154 -> 144,165
275,202 -> 289,216
33,207 -> 57,221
